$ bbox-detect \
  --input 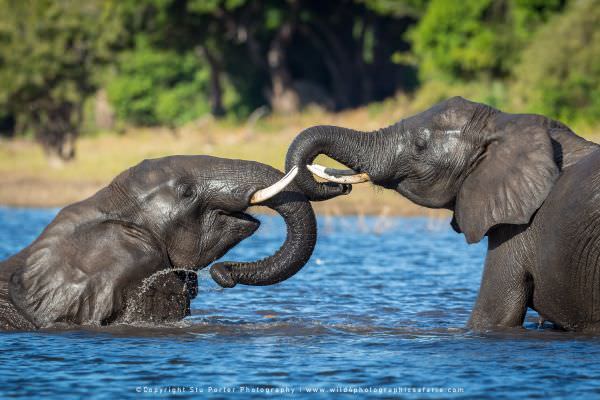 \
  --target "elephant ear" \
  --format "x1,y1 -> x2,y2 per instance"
10,222 -> 163,327
454,125 -> 559,244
